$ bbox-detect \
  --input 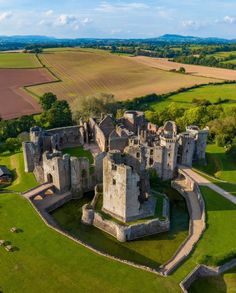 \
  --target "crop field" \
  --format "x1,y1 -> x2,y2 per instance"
132,56 -> 236,80
0,68 -> 55,119
0,53 -> 41,68
150,83 -> 236,111
210,50 -> 236,59
27,49 -> 218,107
